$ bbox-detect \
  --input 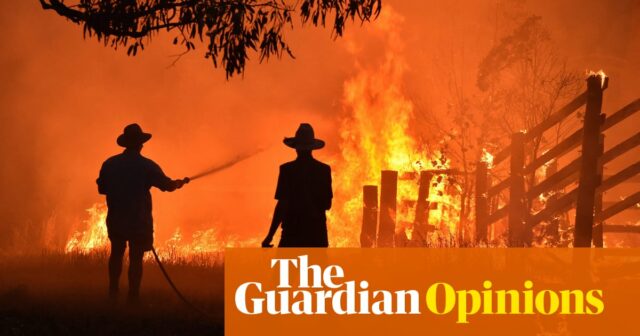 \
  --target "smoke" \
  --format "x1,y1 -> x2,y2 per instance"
0,1 -> 351,251
0,0 -> 638,252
